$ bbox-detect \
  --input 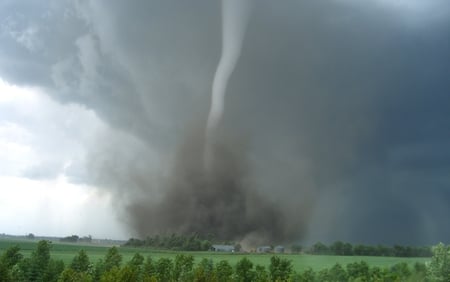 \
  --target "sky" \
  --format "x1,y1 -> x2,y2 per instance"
0,0 -> 449,245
